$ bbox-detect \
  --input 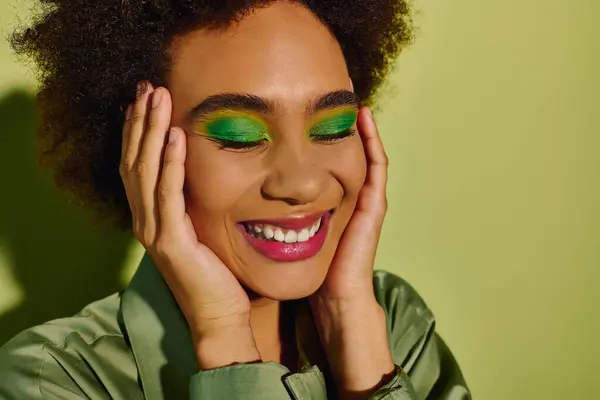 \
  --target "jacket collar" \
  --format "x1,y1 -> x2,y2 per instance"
120,253 -> 332,399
